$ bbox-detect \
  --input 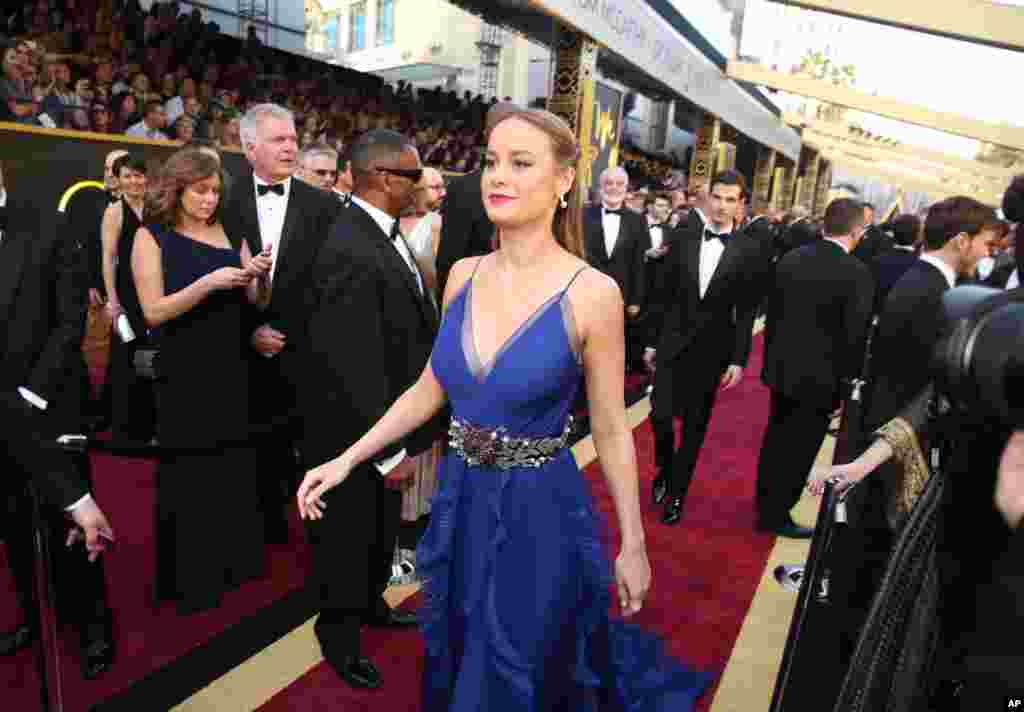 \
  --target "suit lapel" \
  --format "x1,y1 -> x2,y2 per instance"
275,181 -> 304,269
685,230 -> 700,292
352,204 -> 436,329
236,176 -> 261,255
704,234 -> 743,300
